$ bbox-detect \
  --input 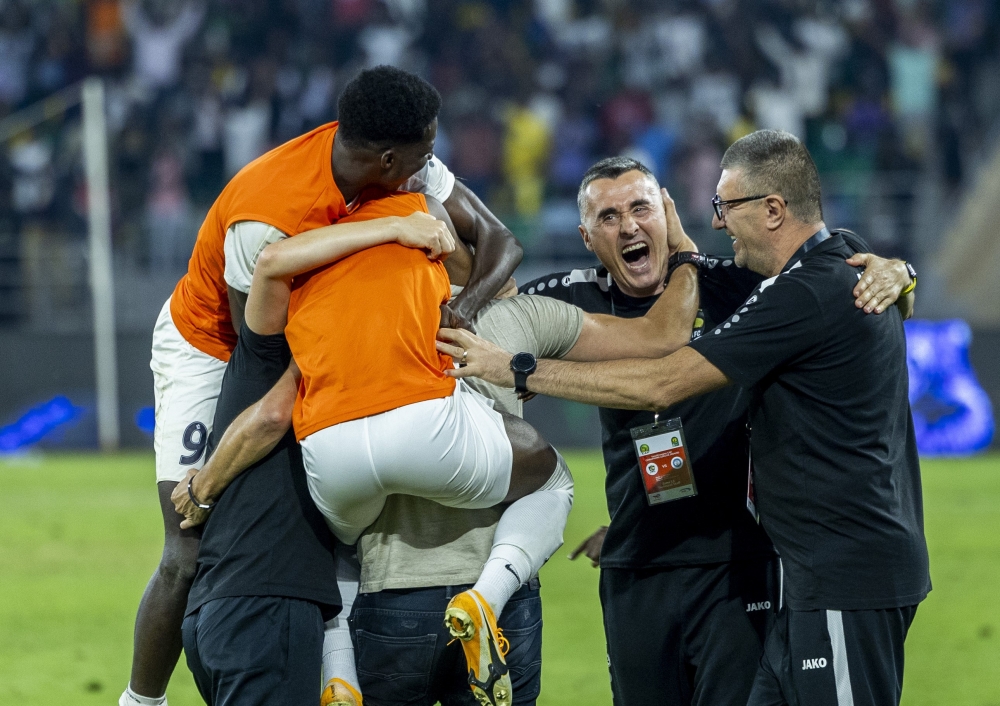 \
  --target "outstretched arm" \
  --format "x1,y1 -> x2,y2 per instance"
442,181 -> 523,329
564,264 -> 699,361
245,211 -> 456,335
170,361 -> 300,528
438,330 -> 729,411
